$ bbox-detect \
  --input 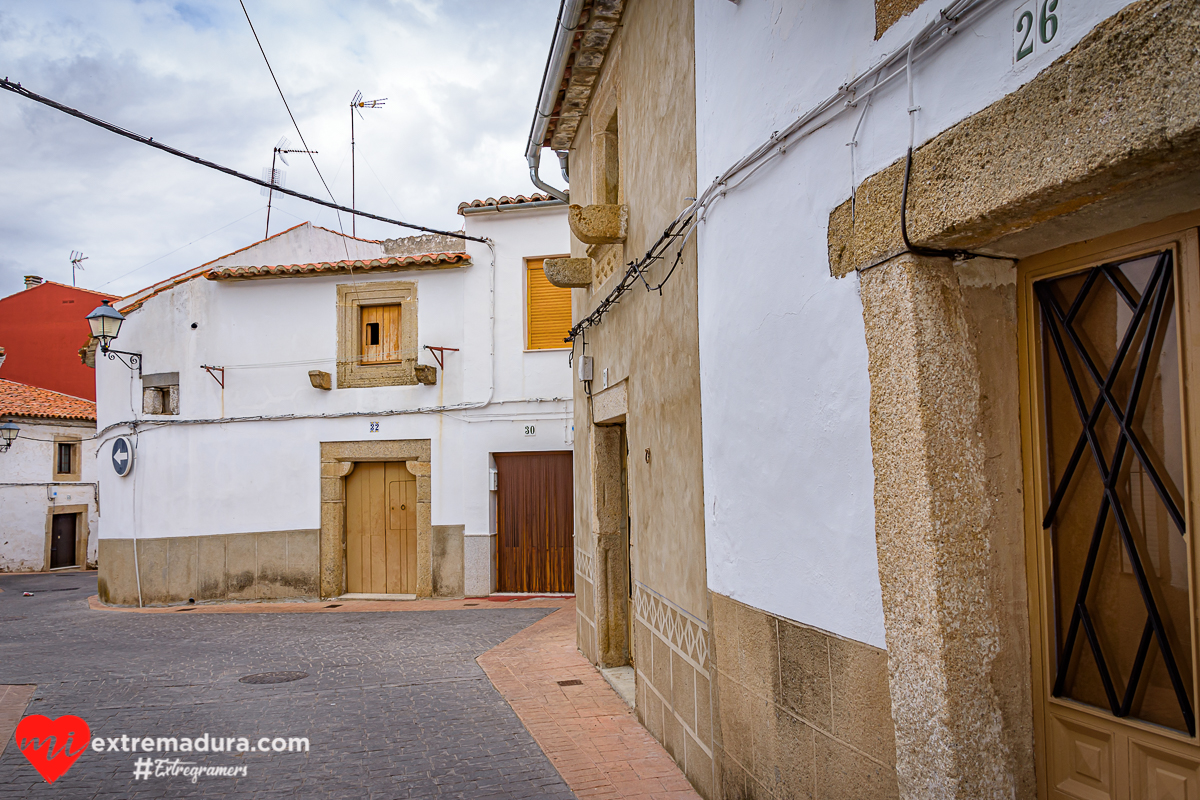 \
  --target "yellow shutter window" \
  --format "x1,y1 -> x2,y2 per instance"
527,259 -> 572,350
361,304 -> 402,364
